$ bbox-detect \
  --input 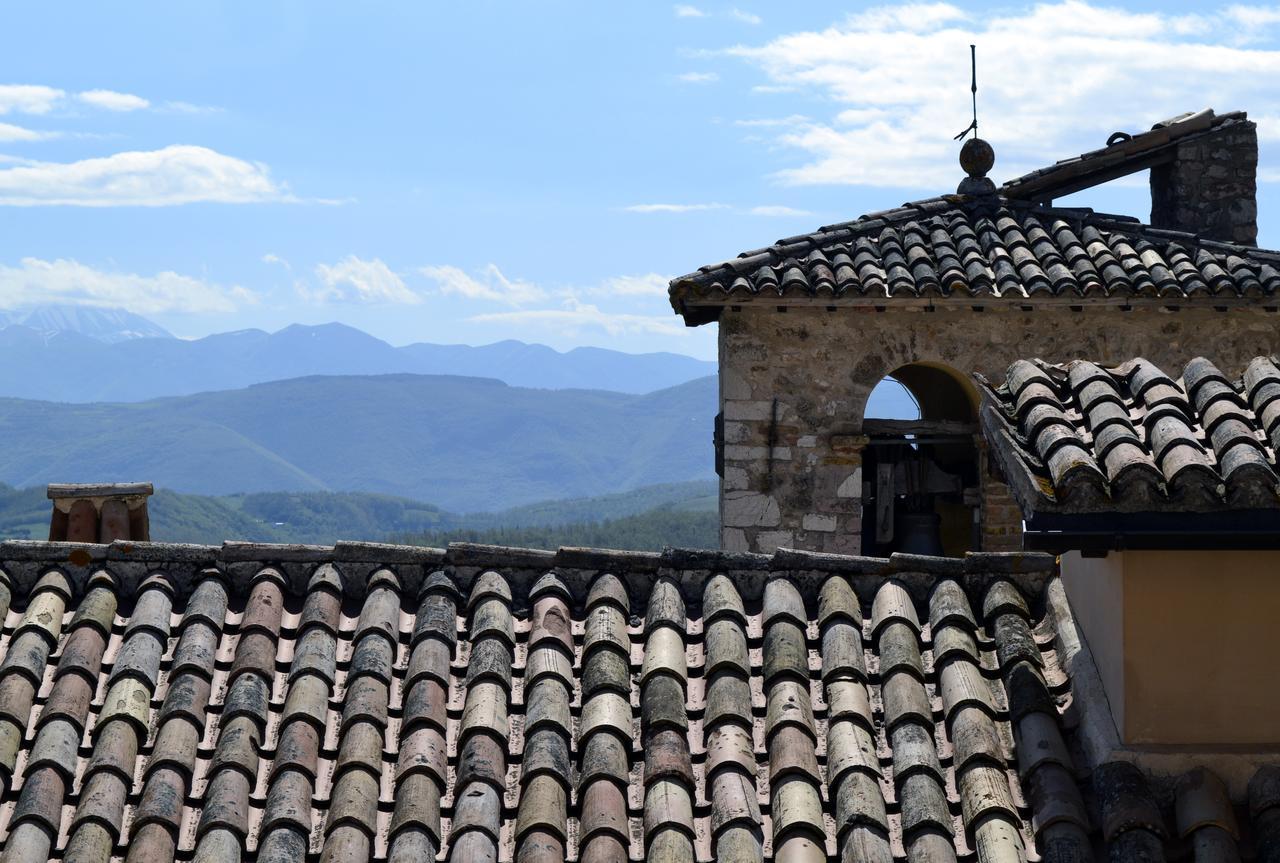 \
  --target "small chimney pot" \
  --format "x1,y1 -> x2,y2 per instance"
47,482 -> 153,542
